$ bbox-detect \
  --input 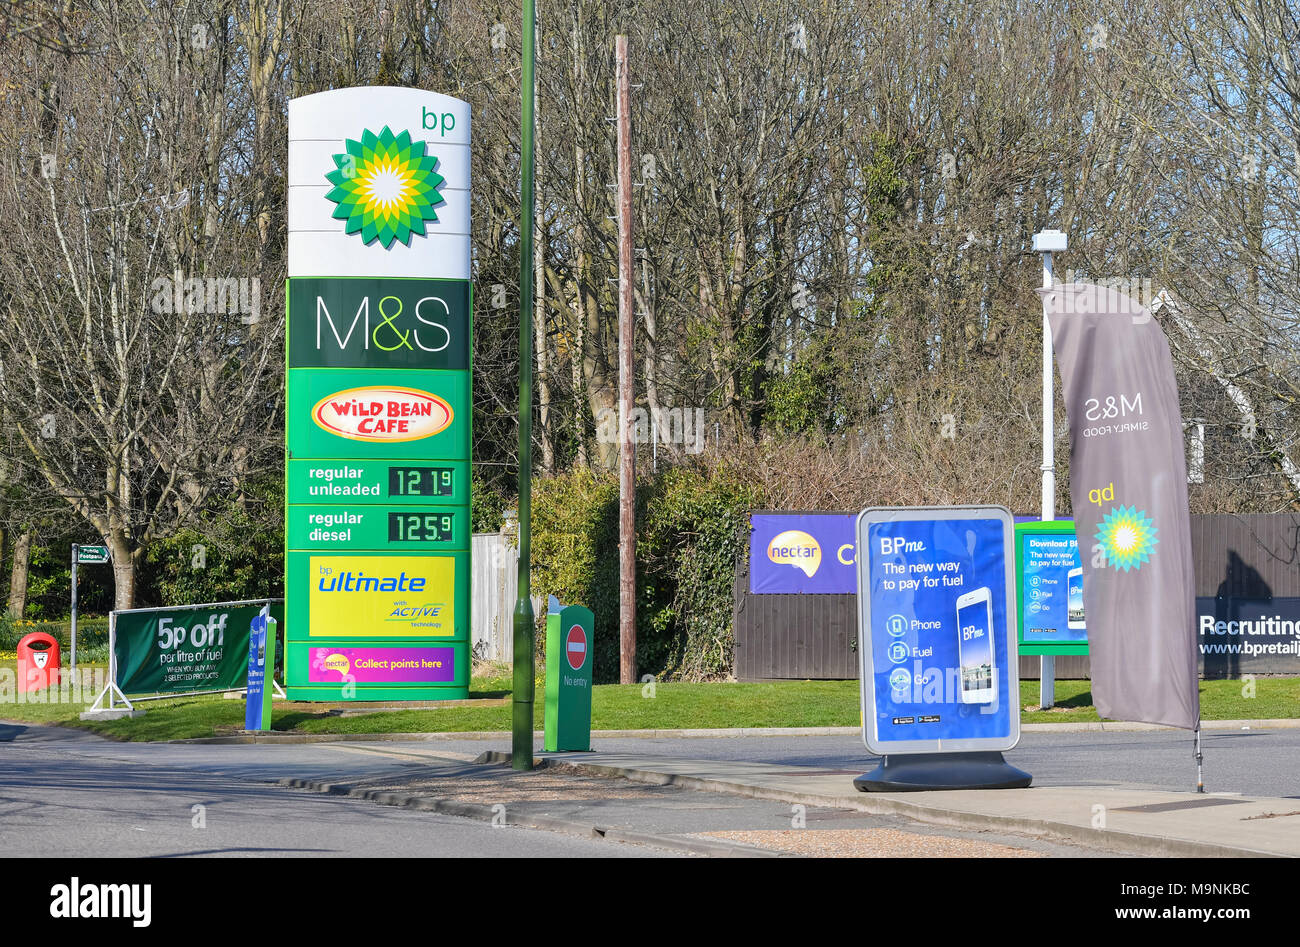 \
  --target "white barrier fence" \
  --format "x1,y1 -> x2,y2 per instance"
471,532 -> 542,665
